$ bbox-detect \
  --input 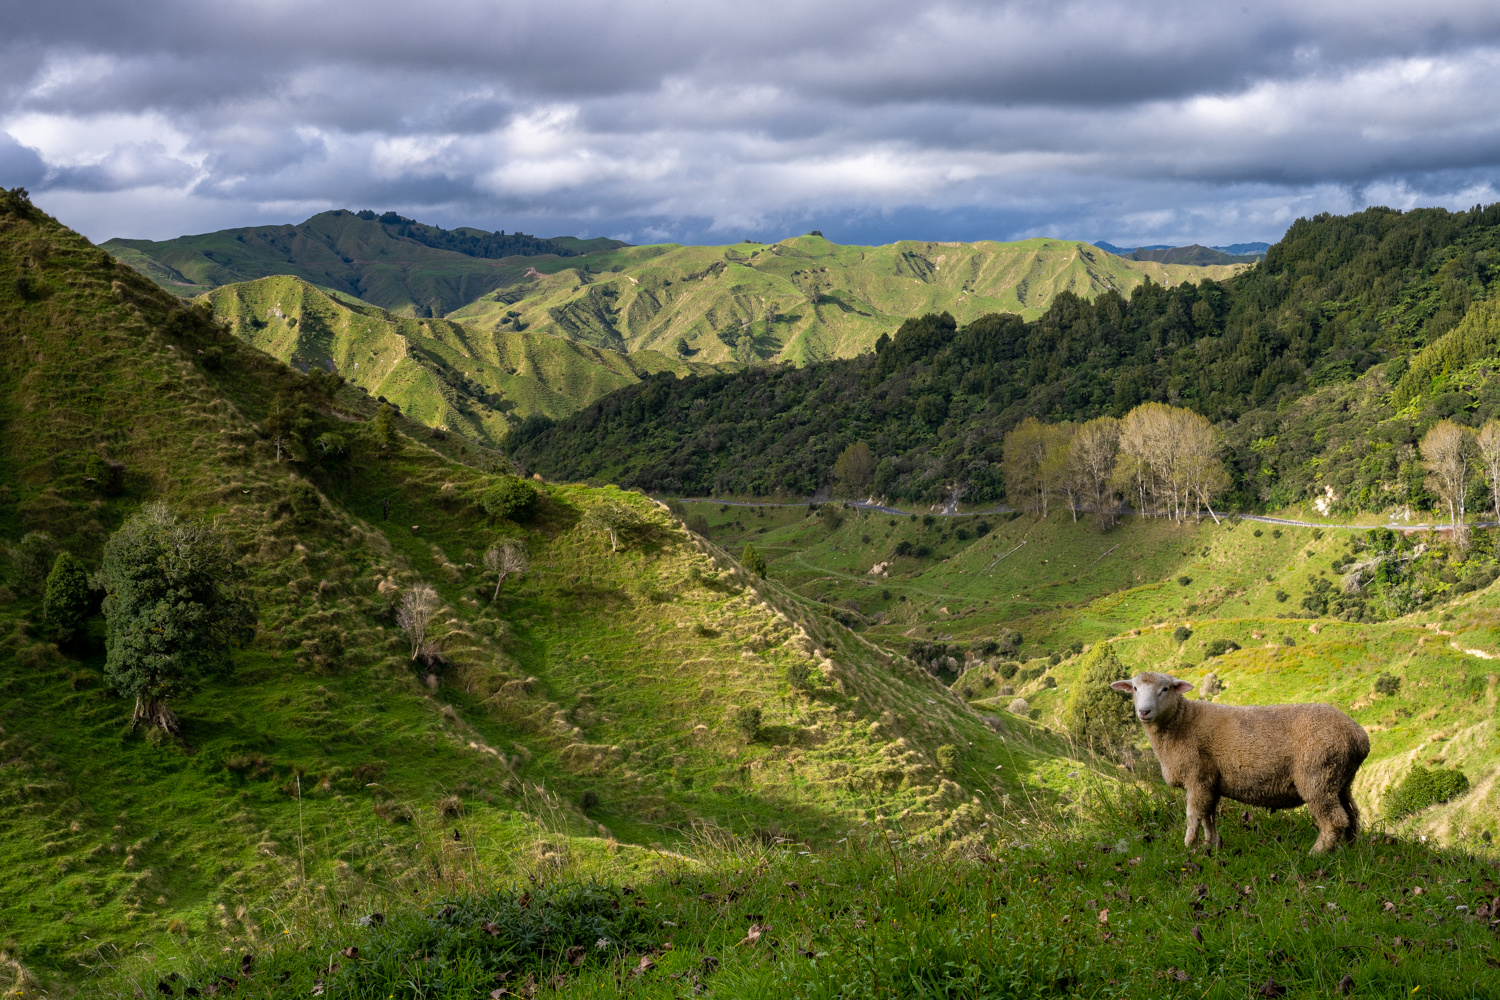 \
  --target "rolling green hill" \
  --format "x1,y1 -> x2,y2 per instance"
203,275 -> 728,445
515,203 -> 1500,510
103,210 -> 626,316
449,235 -> 1246,364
